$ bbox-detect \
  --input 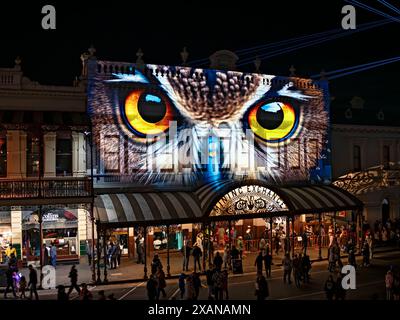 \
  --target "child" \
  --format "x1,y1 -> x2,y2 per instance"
19,275 -> 27,299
